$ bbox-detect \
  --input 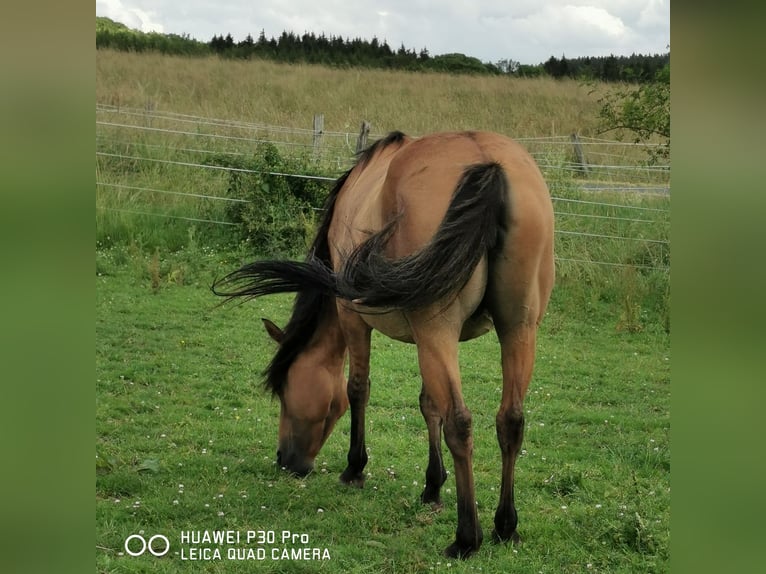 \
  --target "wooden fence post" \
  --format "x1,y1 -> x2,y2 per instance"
570,133 -> 589,175
356,121 -> 371,153
313,113 -> 324,157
